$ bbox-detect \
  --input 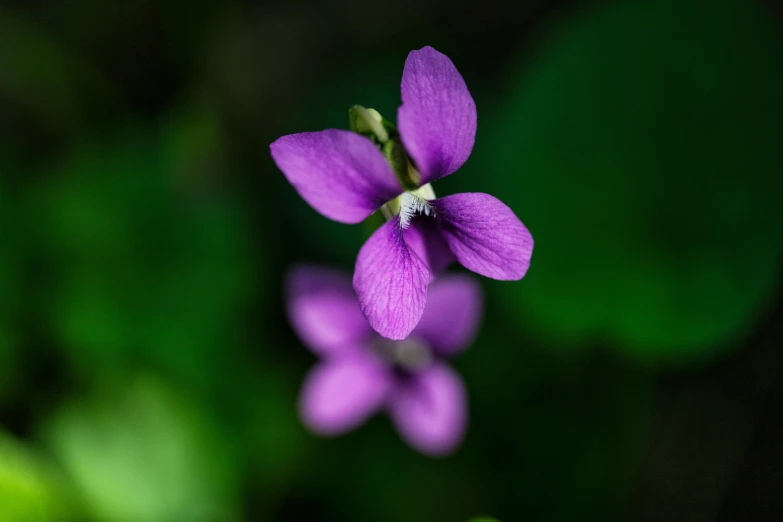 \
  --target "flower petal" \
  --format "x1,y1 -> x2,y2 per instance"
435,192 -> 533,280
286,265 -> 373,356
353,218 -> 430,340
403,217 -> 454,277
270,130 -> 402,224
299,358 -> 391,435
389,363 -> 467,456
398,46 -> 477,185
412,274 -> 483,356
